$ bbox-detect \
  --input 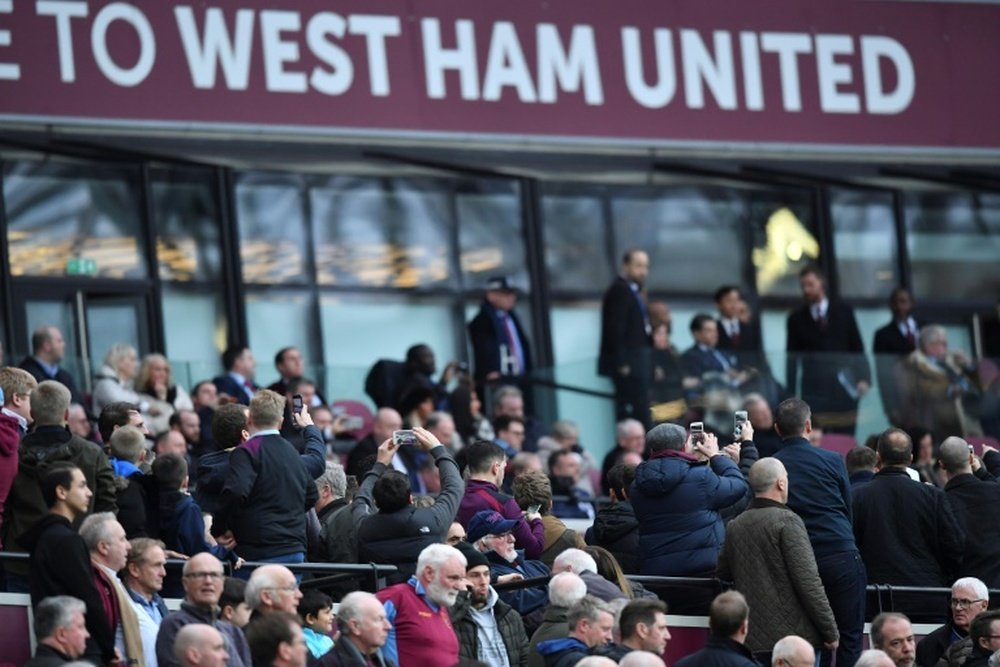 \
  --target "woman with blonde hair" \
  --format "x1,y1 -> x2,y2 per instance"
92,343 -> 144,414
136,353 -> 193,434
